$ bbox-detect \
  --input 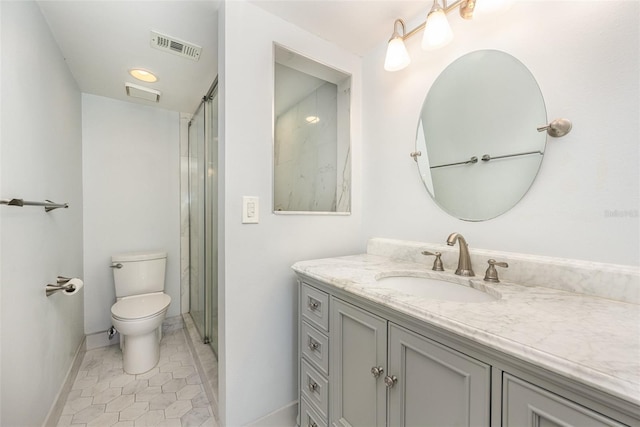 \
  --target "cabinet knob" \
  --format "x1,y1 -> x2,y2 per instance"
384,375 -> 398,388
308,338 -> 320,352
308,298 -> 320,311
370,366 -> 384,378
308,381 -> 319,392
